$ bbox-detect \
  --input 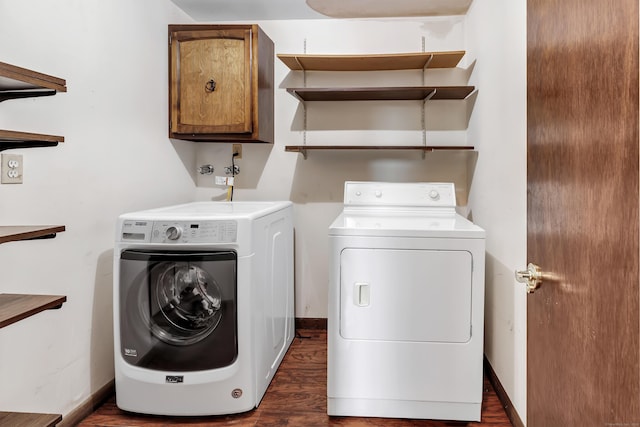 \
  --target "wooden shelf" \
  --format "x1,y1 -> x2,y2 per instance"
0,228 -> 66,328
286,145 -> 474,158
0,61 -> 67,102
0,411 -> 62,427
279,52 -> 473,102
0,62 -> 66,148
277,51 -> 465,71
0,130 -> 64,151
0,294 -> 67,329
0,61 -> 67,422
286,86 -> 474,102
279,50 -> 474,158
286,145 -> 473,152
0,226 -> 66,244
